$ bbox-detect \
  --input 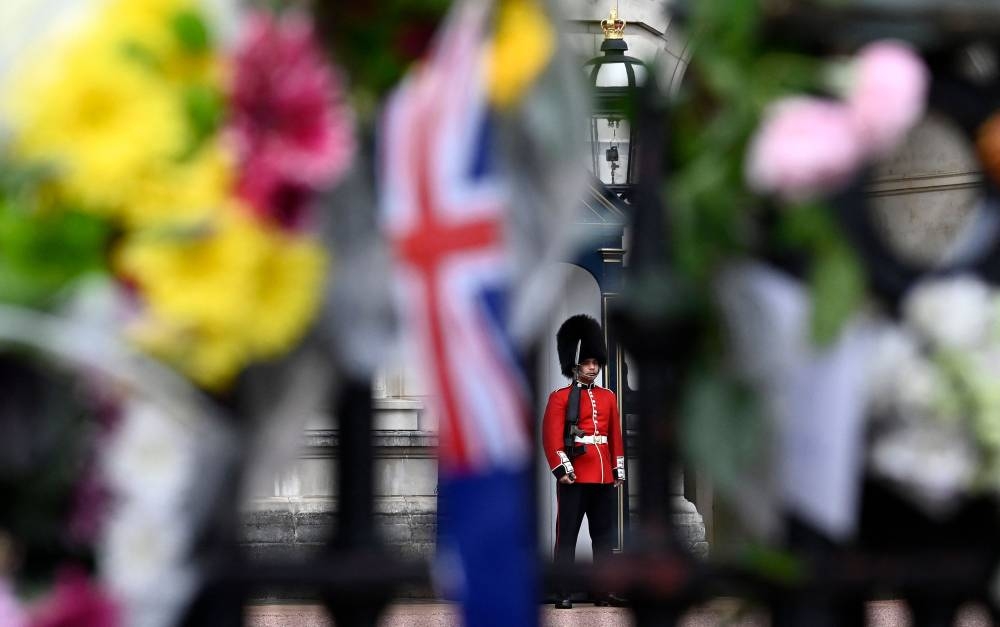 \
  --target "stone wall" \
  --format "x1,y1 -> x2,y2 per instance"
241,399 -> 437,562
